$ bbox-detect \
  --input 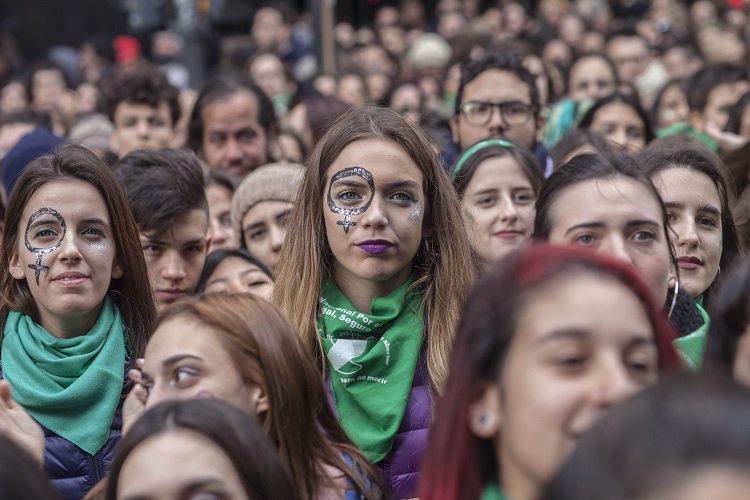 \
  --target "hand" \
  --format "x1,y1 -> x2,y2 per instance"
123,359 -> 148,435
0,380 -> 44,465
704,122 -> 748,153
